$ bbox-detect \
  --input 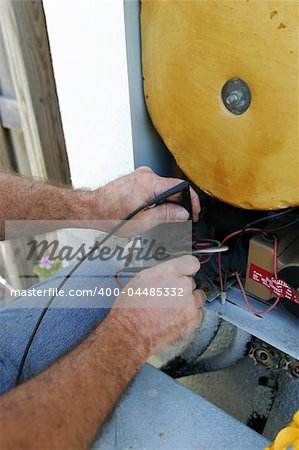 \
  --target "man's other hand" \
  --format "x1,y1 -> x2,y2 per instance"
109,255 -> 205,356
